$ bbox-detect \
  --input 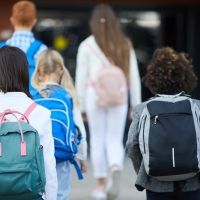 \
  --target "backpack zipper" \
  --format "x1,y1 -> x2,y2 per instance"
154,113 -> 191,125
154,115 -> 158,124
